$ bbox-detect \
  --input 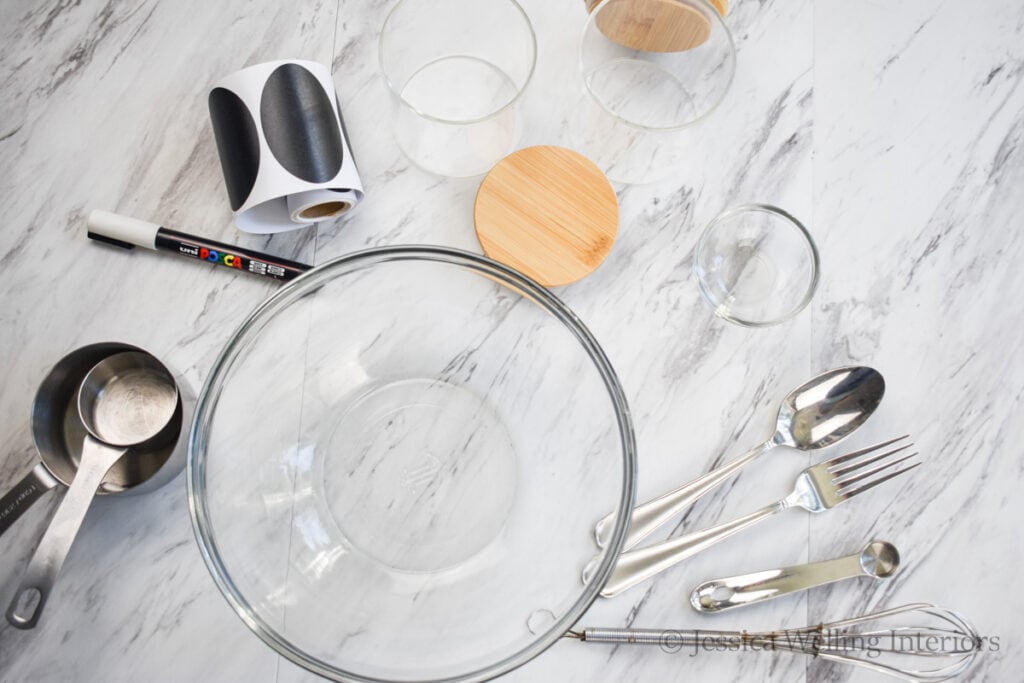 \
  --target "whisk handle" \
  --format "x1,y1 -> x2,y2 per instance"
576,628 -> 740,646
